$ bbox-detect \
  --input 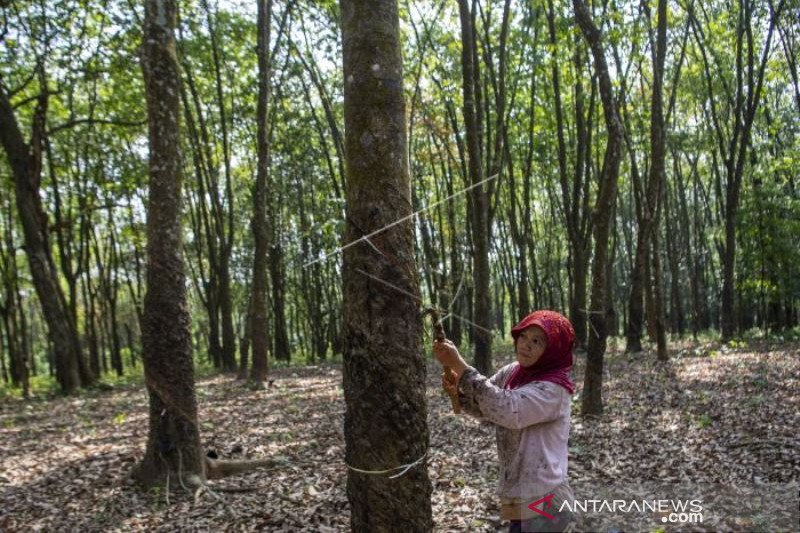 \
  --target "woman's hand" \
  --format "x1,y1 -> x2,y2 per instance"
433,339 -> 467,376
442,367 -> 459,397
